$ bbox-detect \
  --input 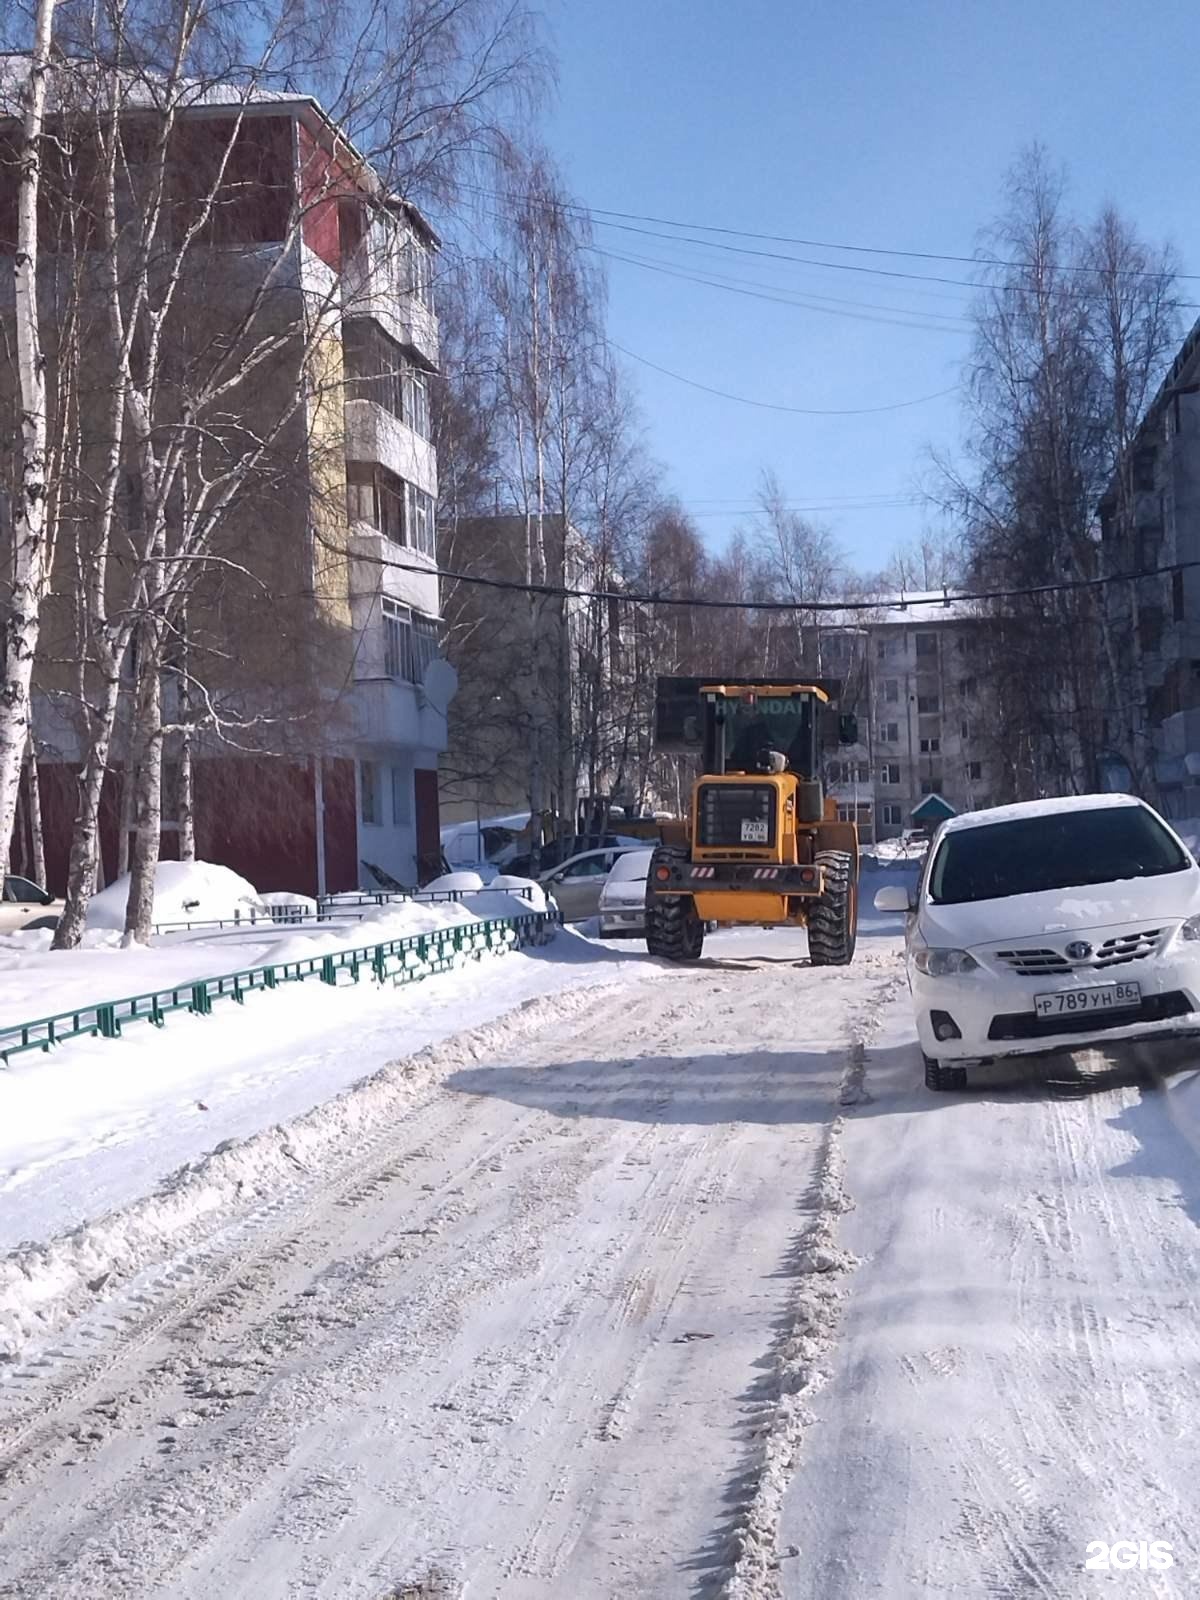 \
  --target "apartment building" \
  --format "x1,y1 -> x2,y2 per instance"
1098,316 -> 1200,818
1,78 -> 453,892
820,594 -> 1006,840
